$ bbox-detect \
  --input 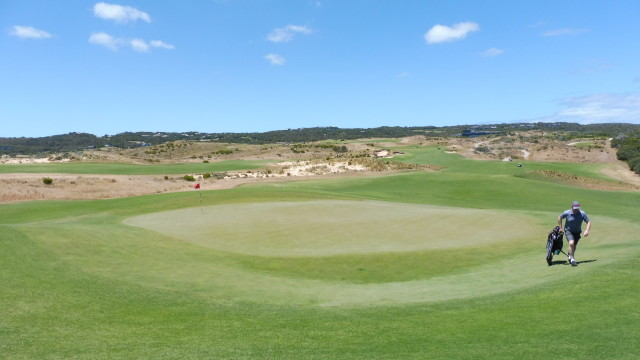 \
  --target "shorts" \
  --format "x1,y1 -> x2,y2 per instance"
565,231 -> 581,243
